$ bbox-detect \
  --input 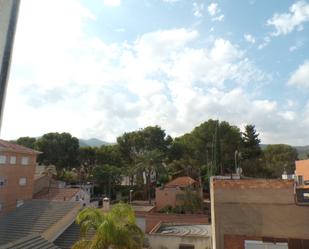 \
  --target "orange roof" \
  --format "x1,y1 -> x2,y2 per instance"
165,176 -> 197,188
33,188 -> 80,201
0,139 -> 40,154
